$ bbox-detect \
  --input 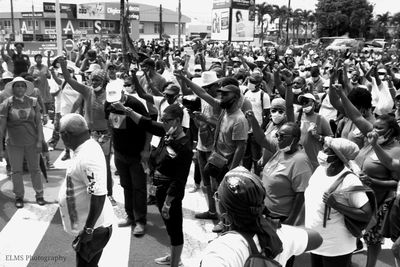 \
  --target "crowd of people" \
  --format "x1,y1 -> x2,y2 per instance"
1,36 -> 400,267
